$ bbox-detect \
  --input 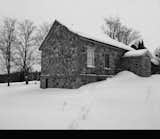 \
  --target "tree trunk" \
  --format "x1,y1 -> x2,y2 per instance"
7,72 -> 10,86
25,69 -> 29,85
7,42 -> 11,87
25,74 -> 29,85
